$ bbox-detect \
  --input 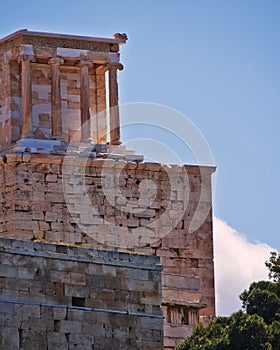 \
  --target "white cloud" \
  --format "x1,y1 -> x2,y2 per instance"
213,217 -> 276,316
